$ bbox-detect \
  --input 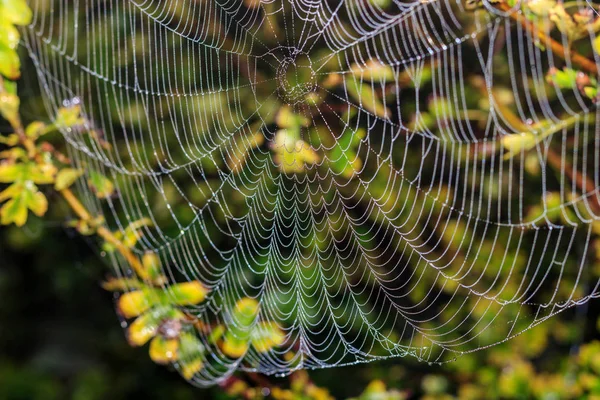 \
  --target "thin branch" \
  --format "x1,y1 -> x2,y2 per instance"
498,2 -> 599,76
